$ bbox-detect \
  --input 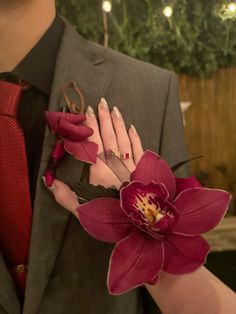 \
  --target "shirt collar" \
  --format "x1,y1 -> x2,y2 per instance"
11,15 -> 64,95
